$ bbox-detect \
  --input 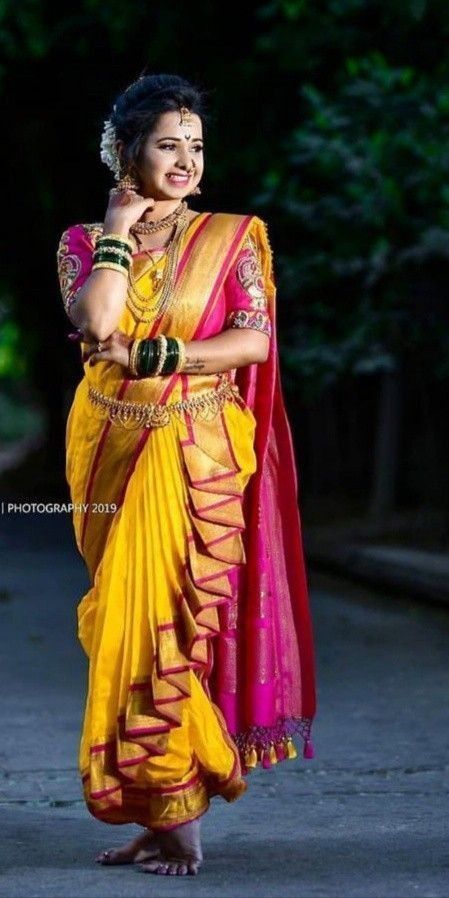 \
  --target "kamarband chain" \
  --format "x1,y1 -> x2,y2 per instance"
87,378 -> 242,429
